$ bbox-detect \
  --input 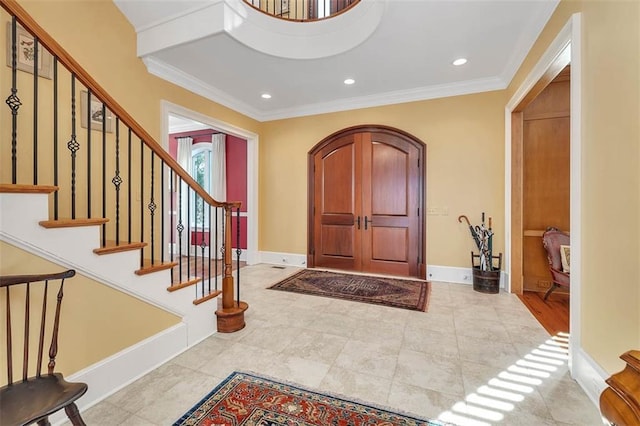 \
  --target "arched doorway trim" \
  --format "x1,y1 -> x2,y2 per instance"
307,125 -> 427,279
